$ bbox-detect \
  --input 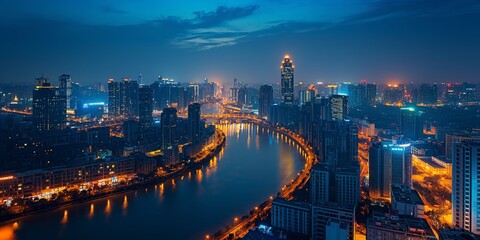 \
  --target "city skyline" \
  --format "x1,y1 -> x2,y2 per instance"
1,1 -> 480,85
2,2 -> 480,240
